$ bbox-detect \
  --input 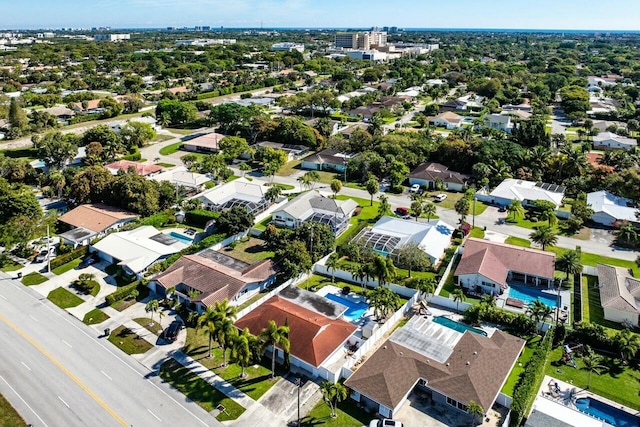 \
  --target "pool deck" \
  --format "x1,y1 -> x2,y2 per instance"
532,375 -> 640,426
314,284 -> 374,326
496,284 -> 571,323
